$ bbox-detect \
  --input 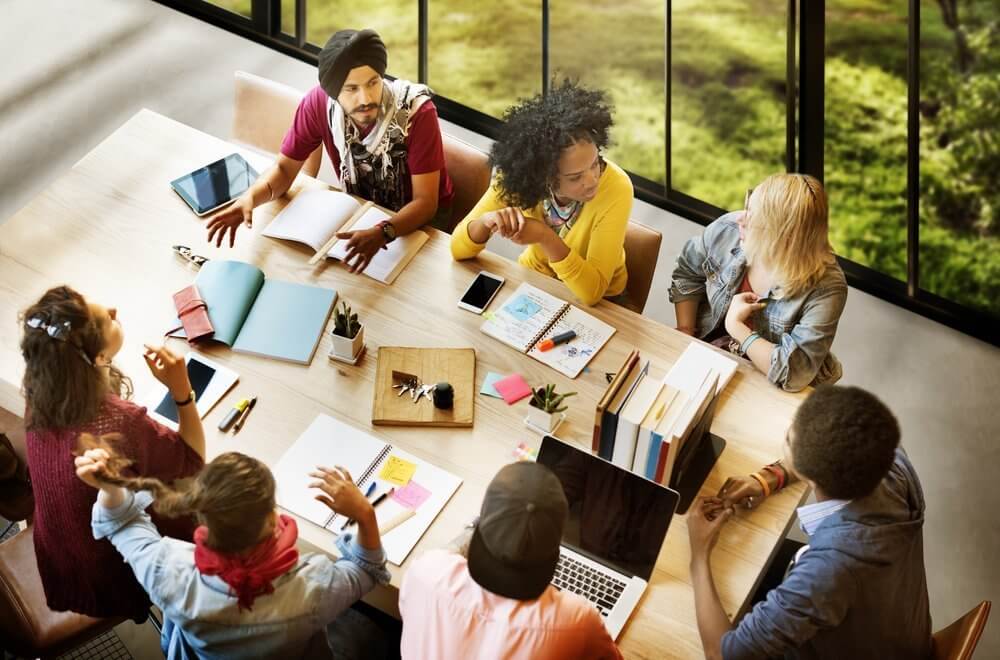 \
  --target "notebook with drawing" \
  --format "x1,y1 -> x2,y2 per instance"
480,282 -> 616,378
272,413 -> 462,566
262,188 -> 428,284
